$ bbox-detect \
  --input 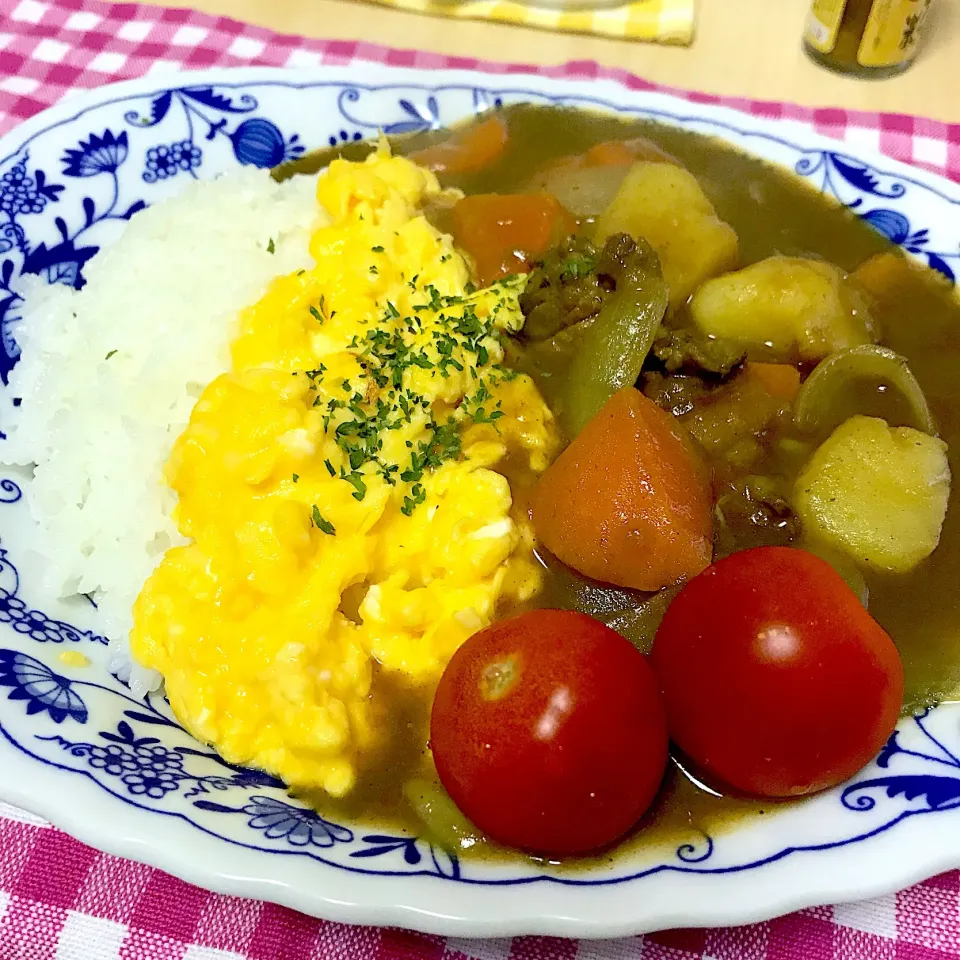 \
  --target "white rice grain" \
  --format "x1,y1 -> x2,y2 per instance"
2,169 -> 322,689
